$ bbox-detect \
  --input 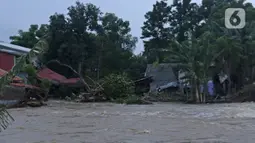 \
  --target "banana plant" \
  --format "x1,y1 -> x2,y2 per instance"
0,39 -> 47,132
165,30 -> 224,103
